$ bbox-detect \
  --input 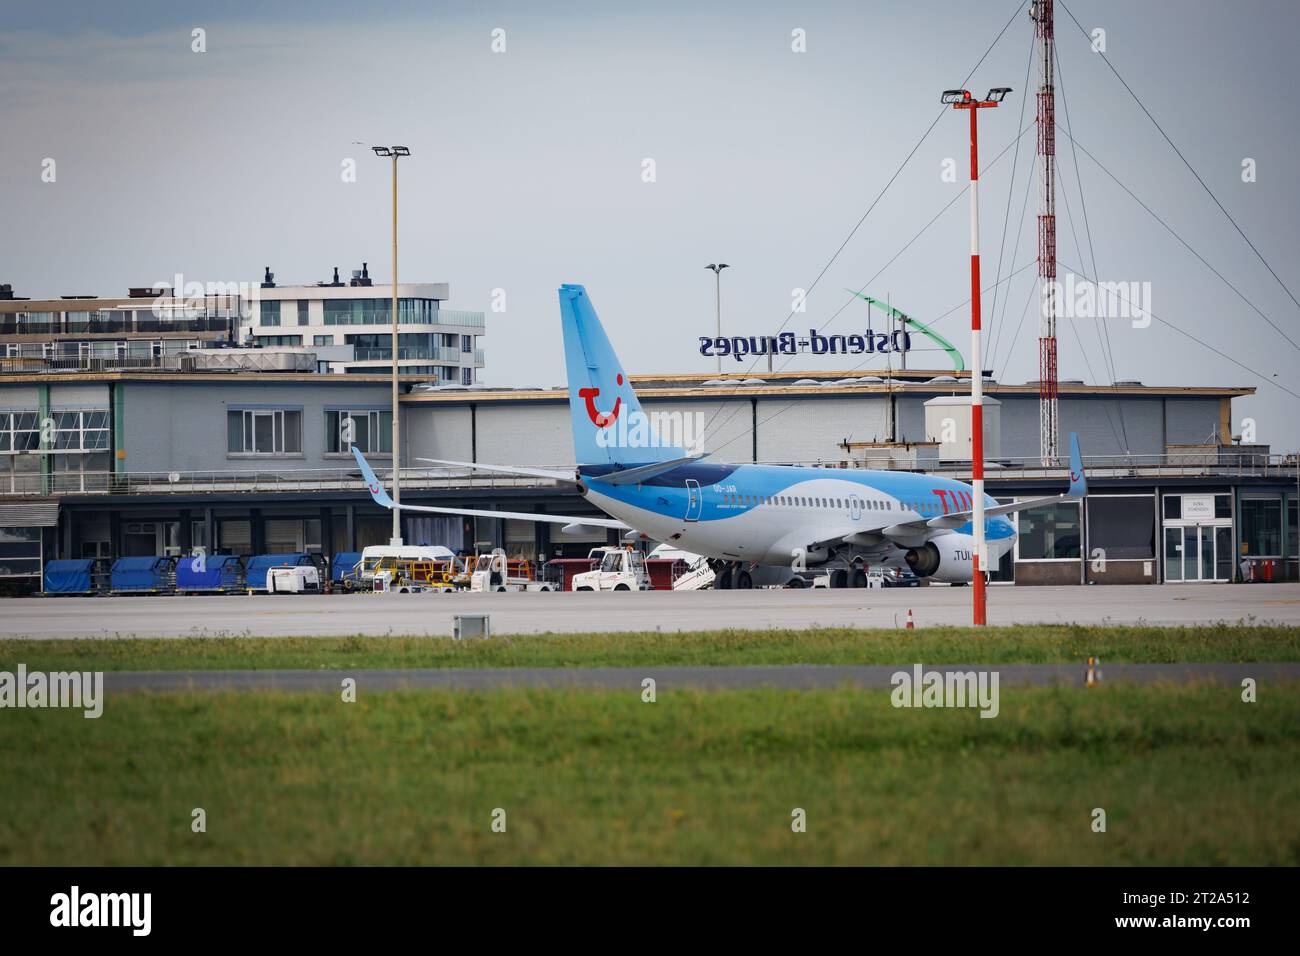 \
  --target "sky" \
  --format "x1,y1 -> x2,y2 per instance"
3,0 -> 1299,452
